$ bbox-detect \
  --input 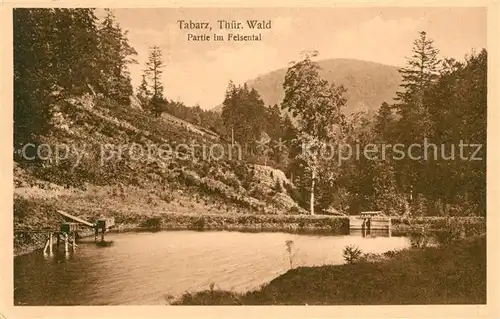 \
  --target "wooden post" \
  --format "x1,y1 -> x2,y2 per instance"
388,218 -> 392,237
49,232 -> 53,255
231,127 -> 234,147
43,237 -> 50,255
64,233 -> 68,253
309,167 -> 315,216
72,232 -> 76,250
56,233 -> 60,251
